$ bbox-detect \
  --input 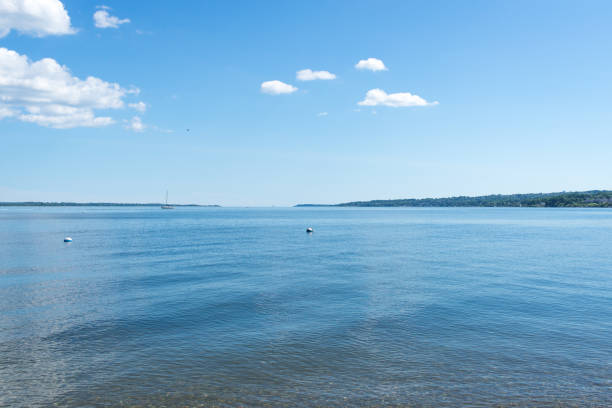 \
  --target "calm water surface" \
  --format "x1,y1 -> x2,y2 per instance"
0,207 -> 611,407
